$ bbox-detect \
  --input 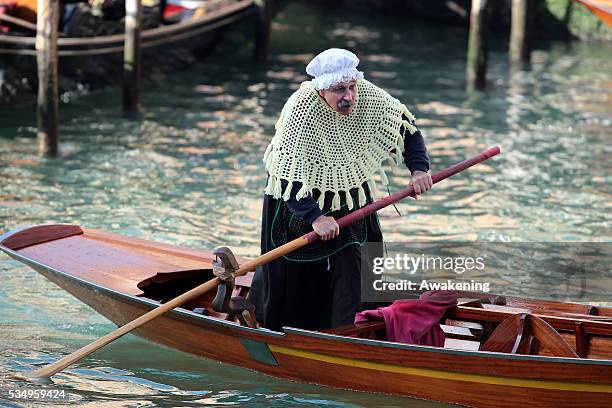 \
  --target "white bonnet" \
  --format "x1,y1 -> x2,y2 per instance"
306,48 -> 364,91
